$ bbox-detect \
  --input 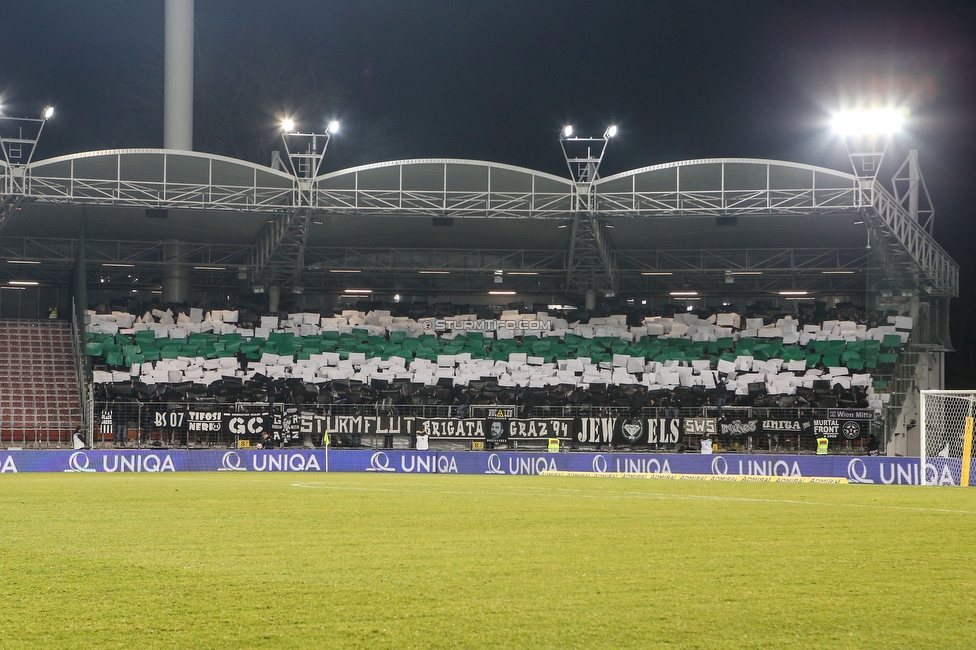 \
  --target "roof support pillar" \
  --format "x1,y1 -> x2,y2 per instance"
163,239 -> 190,304
164,0 -> 194,151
